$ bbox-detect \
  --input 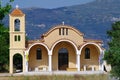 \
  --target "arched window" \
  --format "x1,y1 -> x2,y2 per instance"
85,48 -> 90,59
14,19 -> 20,31
36,48 -> 42,60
